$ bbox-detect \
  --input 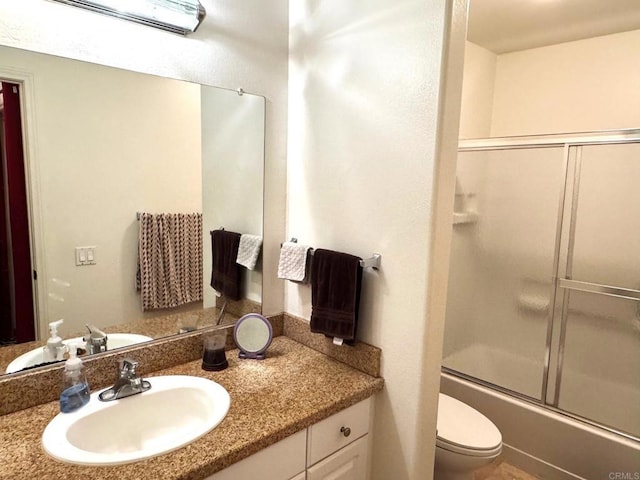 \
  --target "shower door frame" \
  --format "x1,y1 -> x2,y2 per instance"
444,128 -> 640,442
